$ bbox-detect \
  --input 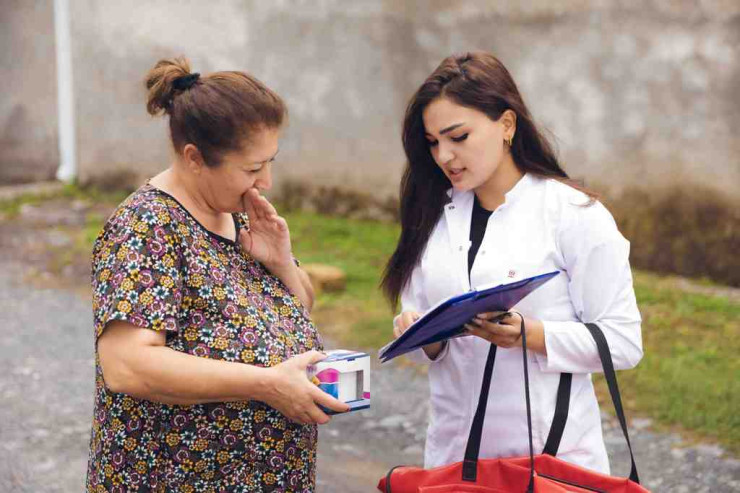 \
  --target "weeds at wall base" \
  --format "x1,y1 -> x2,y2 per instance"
605,186 -> 740,288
